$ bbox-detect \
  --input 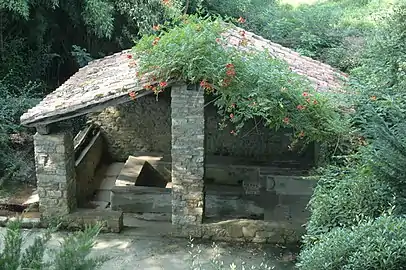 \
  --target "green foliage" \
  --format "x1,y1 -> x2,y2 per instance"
0,218 -> 103,270
115,0 -> 168,35
305,161 -> 396,240
0,76 -> 40,184
83,0 -> 115,38
71,45 -> 94,68
350,1 -> 406,202
133,15 -> 348,145
0,0 -> 30,18
202,0 -> 277,33
202,0 -> 394,73
52,225 -> 106,270
299,2 -> 406,268
0,0 -> 182,185
297,215 -> 406,270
